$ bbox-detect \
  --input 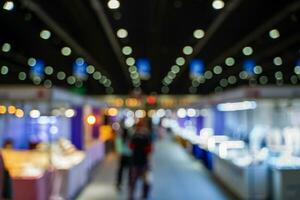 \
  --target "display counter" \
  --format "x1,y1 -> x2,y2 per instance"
213,153 -> 268,199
